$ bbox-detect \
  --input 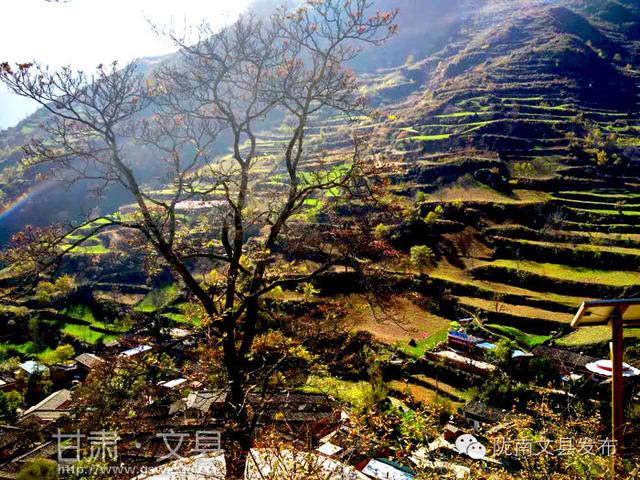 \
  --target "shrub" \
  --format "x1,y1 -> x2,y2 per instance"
424,211 -> 439,224
0,390 -> 23,423
486,339 -> 516,369
373,223 -> 393,239
478,374 -> 529,410
34,281 -> 56,303
513,161 -> 536,177
54,275 -> 75,294
35,275 -> 75,303
16,458 -> 59,480
410,245 -> 436,271
47,344 -> 76,366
